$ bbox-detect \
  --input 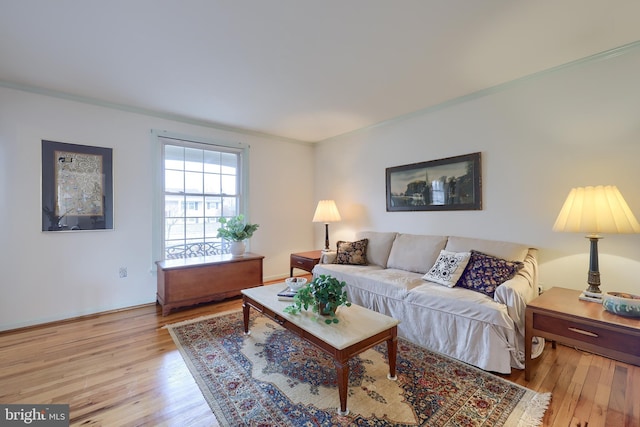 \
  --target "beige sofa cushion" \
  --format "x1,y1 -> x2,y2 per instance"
444,236 -> 529,262
355,231 -> 397,267
387,233 -> 448,274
